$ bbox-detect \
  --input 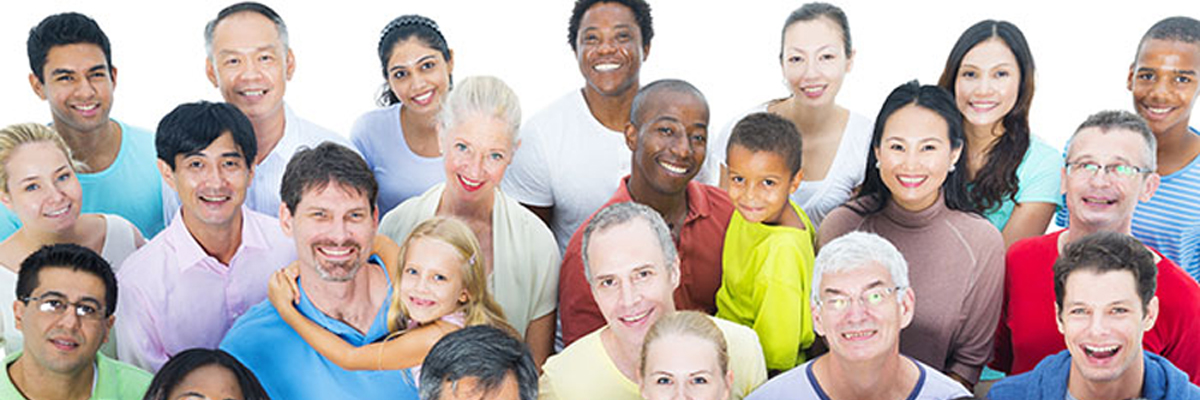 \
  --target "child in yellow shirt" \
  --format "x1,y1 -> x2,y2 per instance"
715,112 -> 816,374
